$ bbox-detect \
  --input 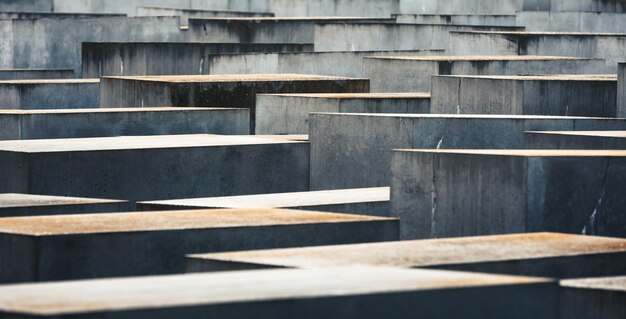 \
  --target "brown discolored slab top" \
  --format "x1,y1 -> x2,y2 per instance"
526,131 -> 626,138
396,149 -> 626,157
0,79 -> 99,85
190,233 -> 626,269
0,208 -> 394,236
313,112 -> 615,120
0,107 -> 243,115
254,134 -> 309,141
436,74 -> 616,81
0,194 -> 124,209
102,74 -> 367,83
452,31 -> 626,36
366,55 -> 593,61
0,267 -> 549,316
561,276 -> 626,292
259,93 -> 430,99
